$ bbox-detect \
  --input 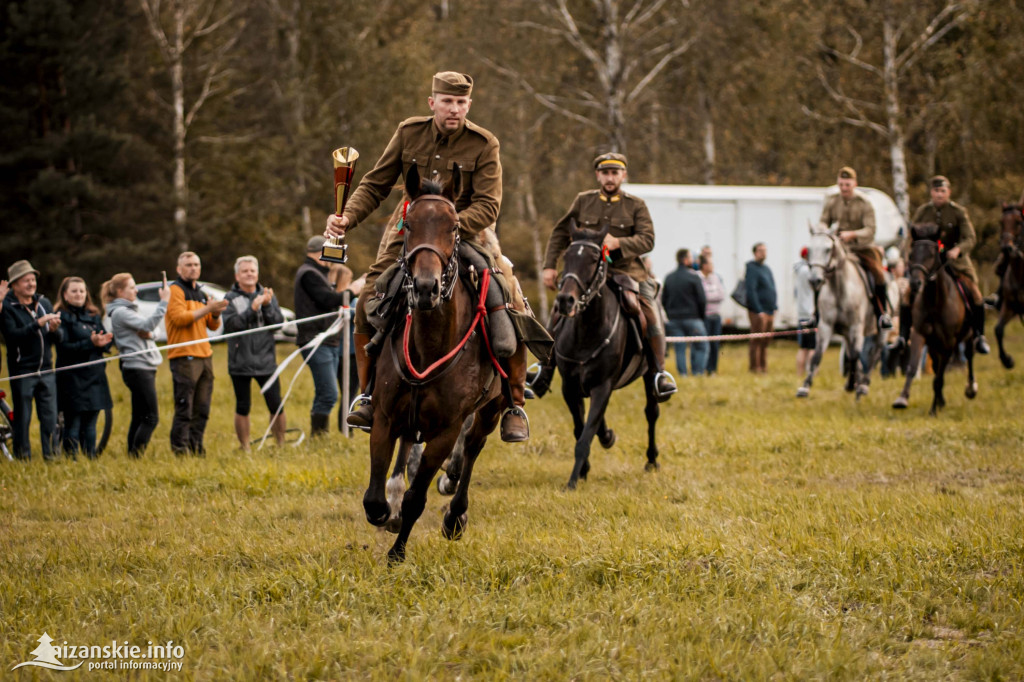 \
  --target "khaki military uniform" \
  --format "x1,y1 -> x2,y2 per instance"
343,115 -> 501,293
817,191 -> 887,282
907,201 -> 978,284
544,189 -> 662,336
544,190 -> 654,282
